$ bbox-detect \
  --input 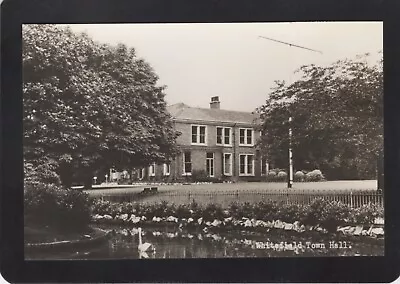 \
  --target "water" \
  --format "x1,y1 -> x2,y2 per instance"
26,225 -> 384,259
